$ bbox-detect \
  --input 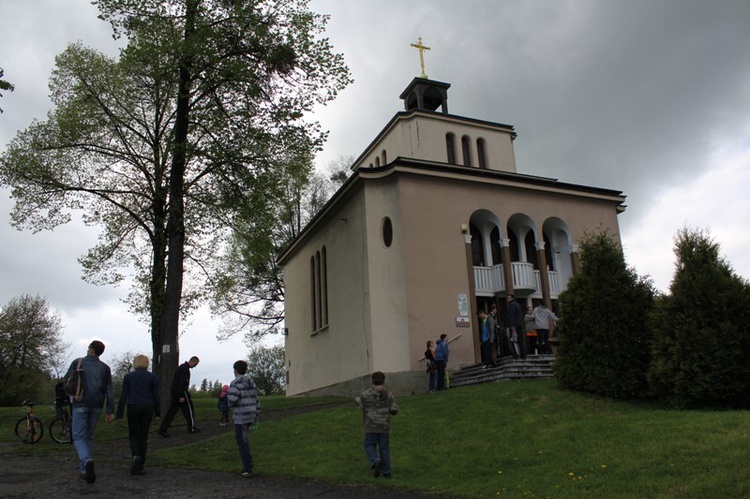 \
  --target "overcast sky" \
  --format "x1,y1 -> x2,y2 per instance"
1,1 -> 749,384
